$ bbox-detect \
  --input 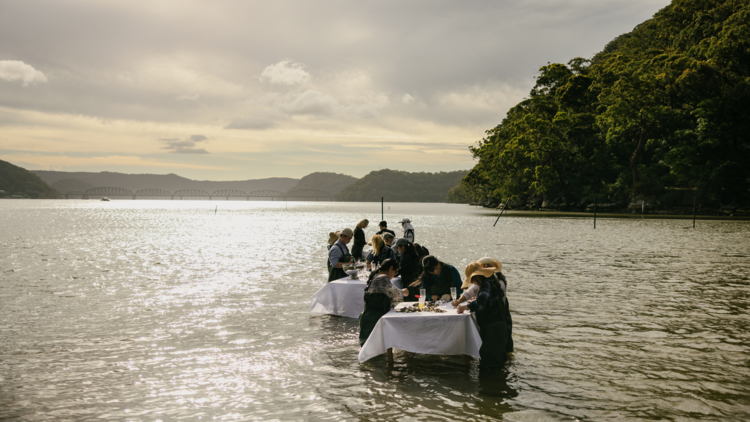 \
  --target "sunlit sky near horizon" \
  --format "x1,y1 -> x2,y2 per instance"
0,0 -> 670,181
